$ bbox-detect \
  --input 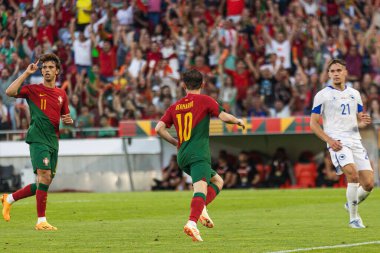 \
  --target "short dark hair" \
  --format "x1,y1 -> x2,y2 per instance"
182,69 -> 203,90
327,58 -> 346,71
39,53 -> 61,72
